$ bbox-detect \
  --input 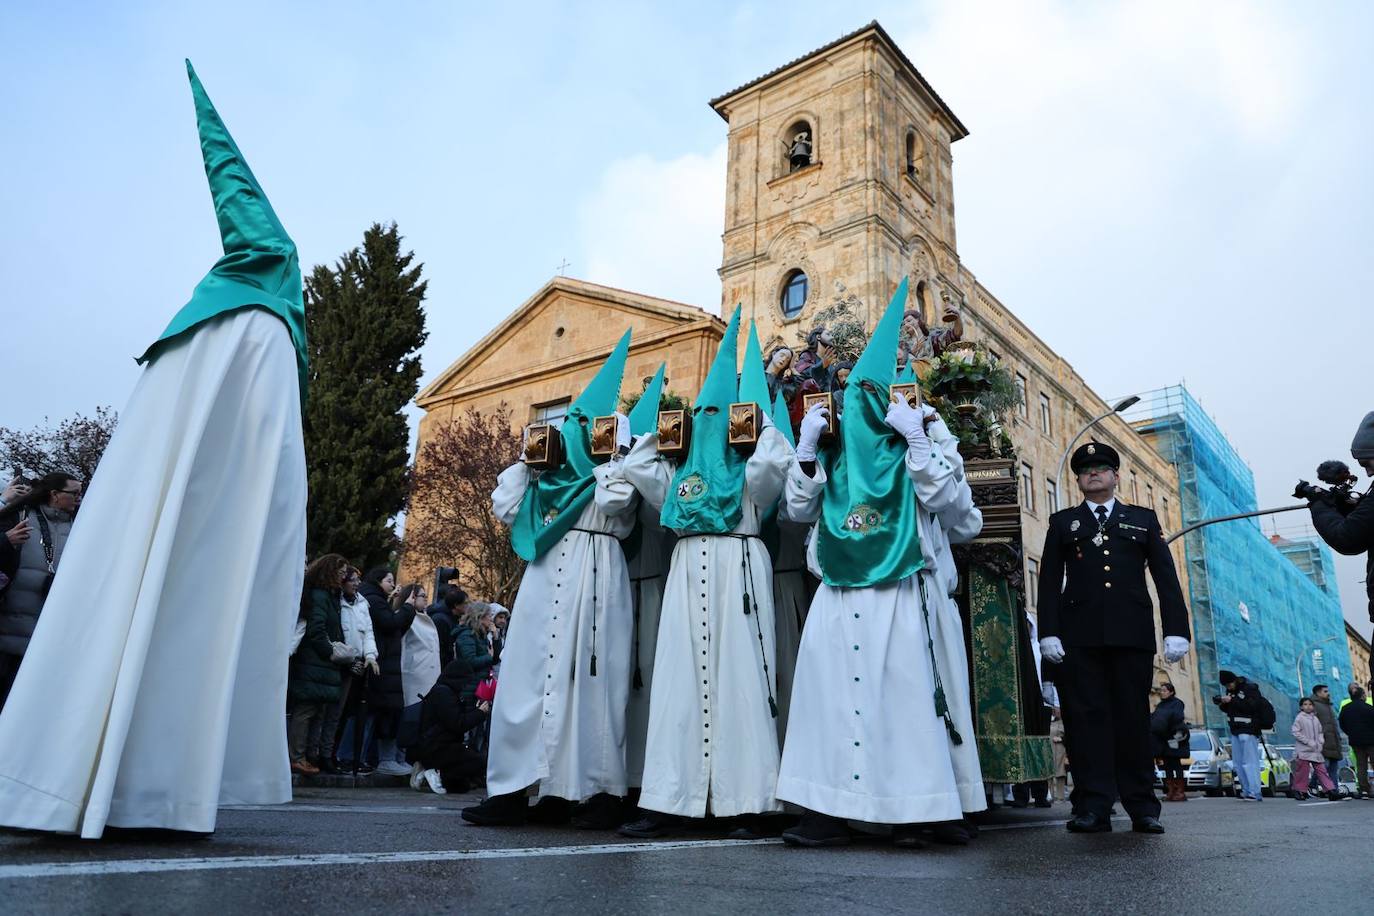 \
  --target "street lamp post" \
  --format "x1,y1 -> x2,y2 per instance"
1297,635 -> 1341,698
1054,395 -> 1141,499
